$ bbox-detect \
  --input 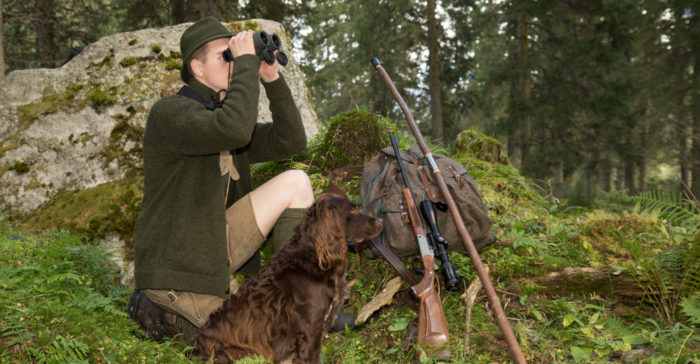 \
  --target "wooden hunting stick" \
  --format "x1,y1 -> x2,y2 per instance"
371,57 -> 527,364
